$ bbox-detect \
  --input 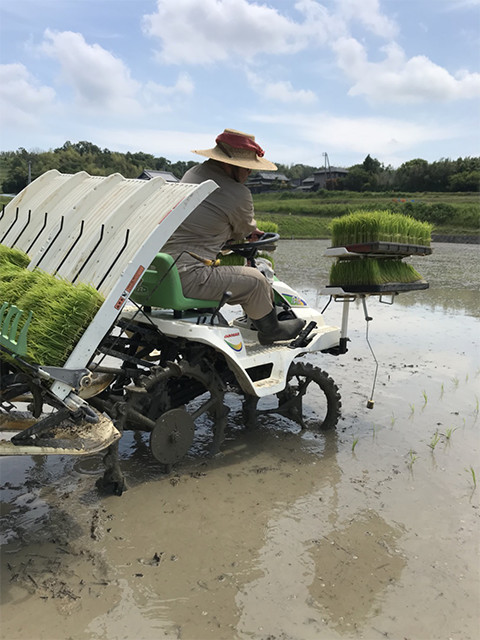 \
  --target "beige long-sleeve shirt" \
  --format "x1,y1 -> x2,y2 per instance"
161,160 -> 257,272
